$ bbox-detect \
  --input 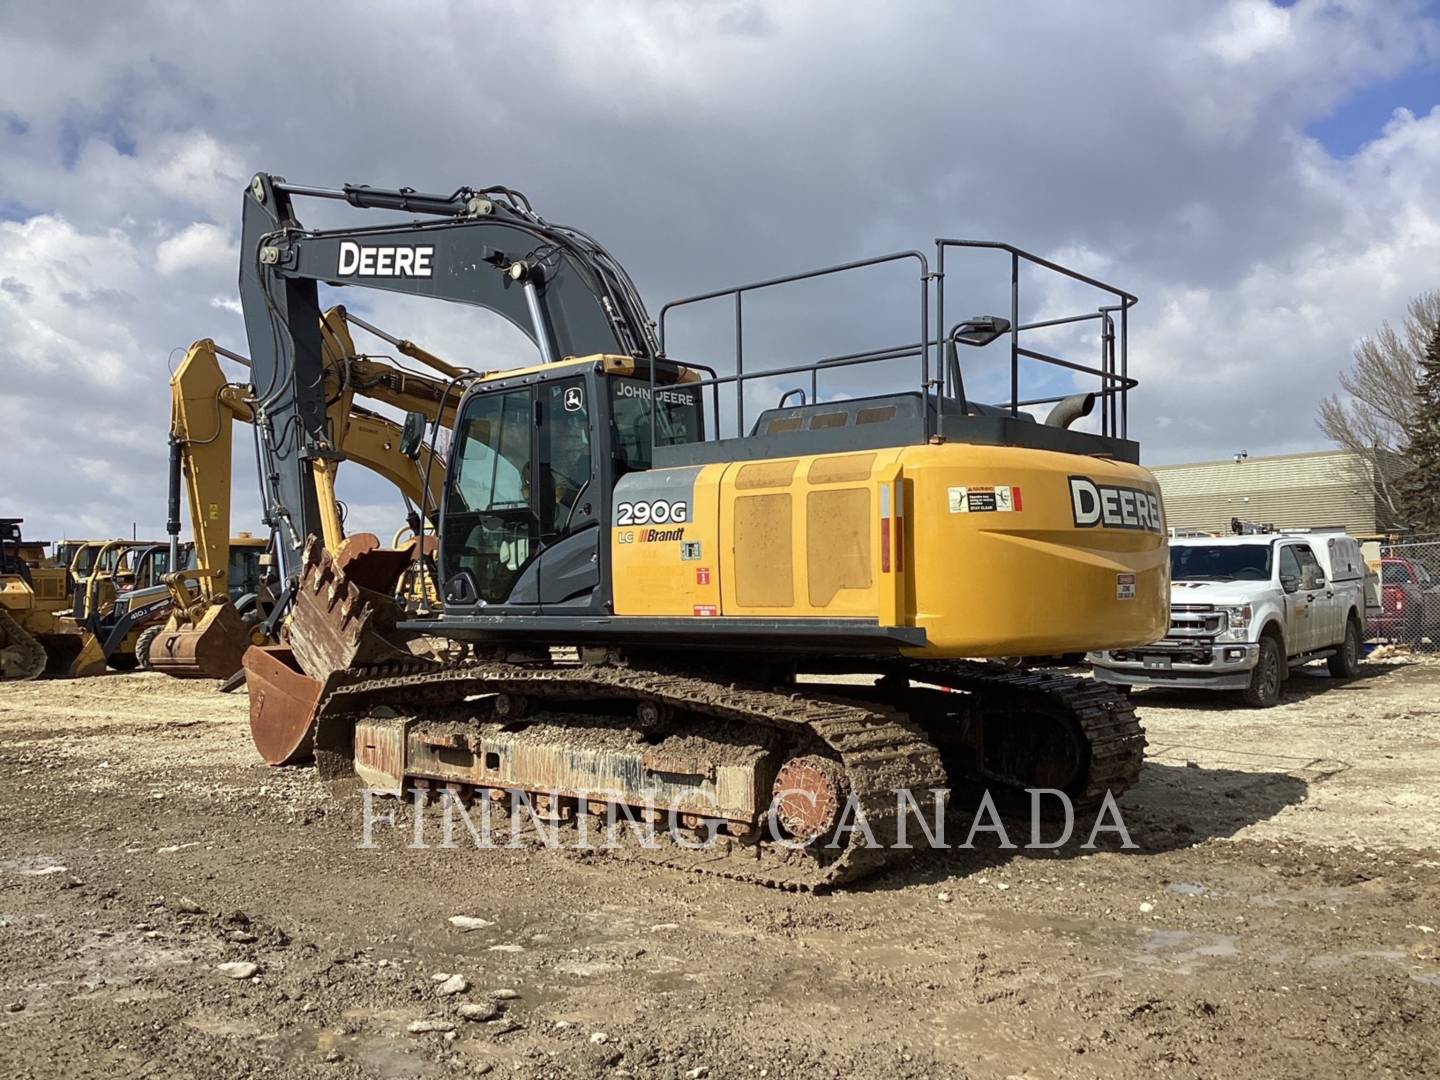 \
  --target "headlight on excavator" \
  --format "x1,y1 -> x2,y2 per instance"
1218,604 -> 1252,640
